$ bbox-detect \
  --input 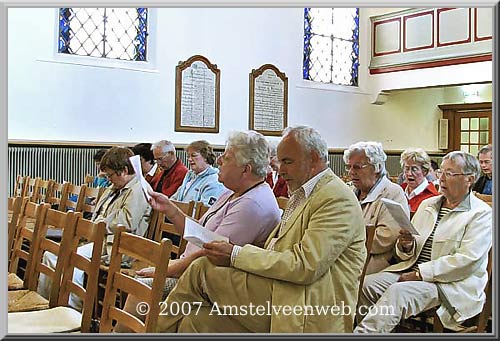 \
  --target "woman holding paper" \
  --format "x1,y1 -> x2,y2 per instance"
399,148 -> 439,215
115,131 -> 280,333
343,141 -> 410,275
